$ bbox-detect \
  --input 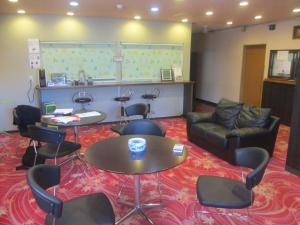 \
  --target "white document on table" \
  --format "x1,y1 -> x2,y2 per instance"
52,116 -> 79,124
75,111 -> 101,118
54,108 -> 74,115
